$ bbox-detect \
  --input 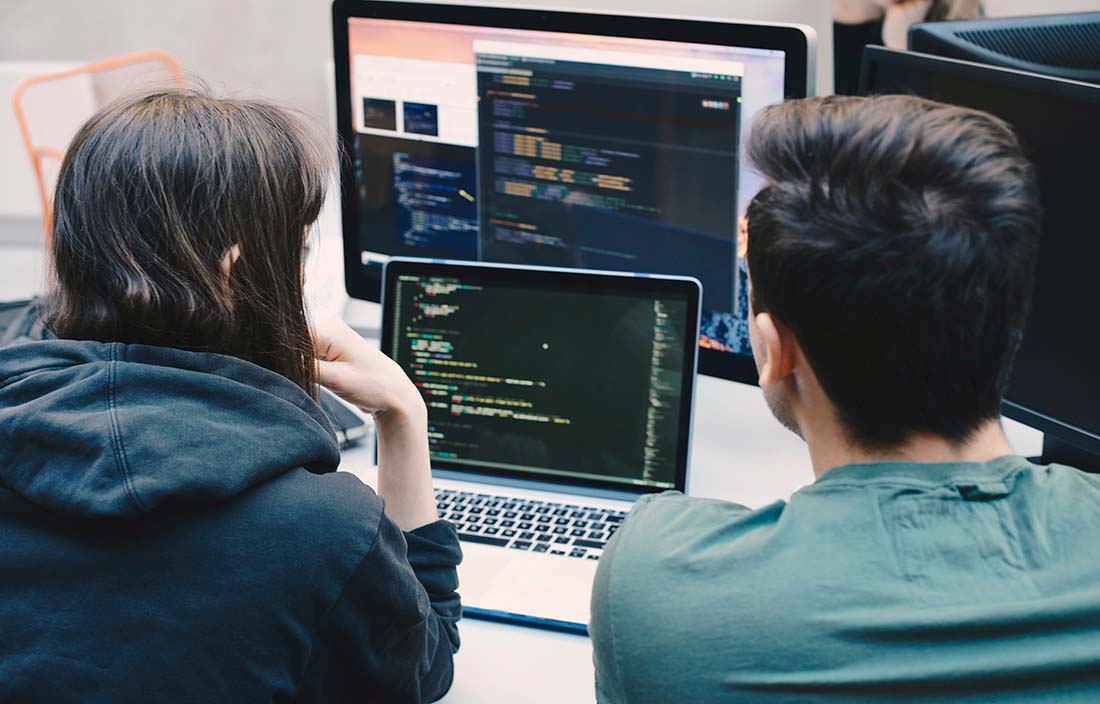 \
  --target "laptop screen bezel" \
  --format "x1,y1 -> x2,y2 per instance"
380,257 -> 699,495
